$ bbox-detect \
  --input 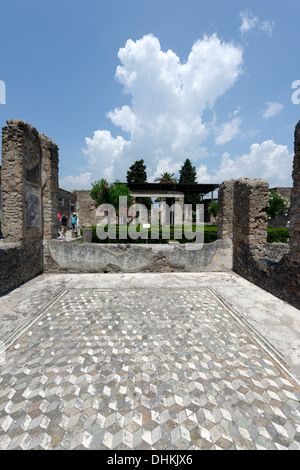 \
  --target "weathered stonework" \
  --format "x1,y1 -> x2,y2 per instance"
1,119 -> 42,244
217,179 -> 234,240
289,121 -> 300,260
0,119 -> 60,295
231,124 -> 300,309
40,133 -> 59,240
72,190 -> 95,228
43,238 -> 233,274
0,242 -> 43,296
